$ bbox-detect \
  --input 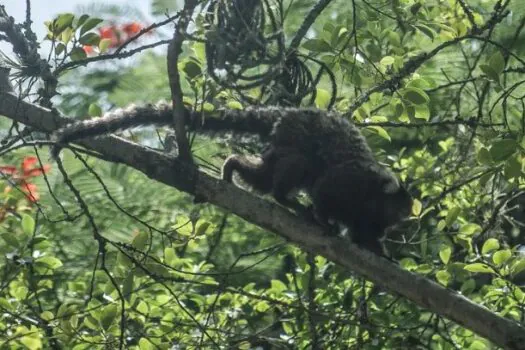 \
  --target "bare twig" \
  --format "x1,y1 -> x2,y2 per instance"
289,0 -> 334,51
167,1 -> 198,162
